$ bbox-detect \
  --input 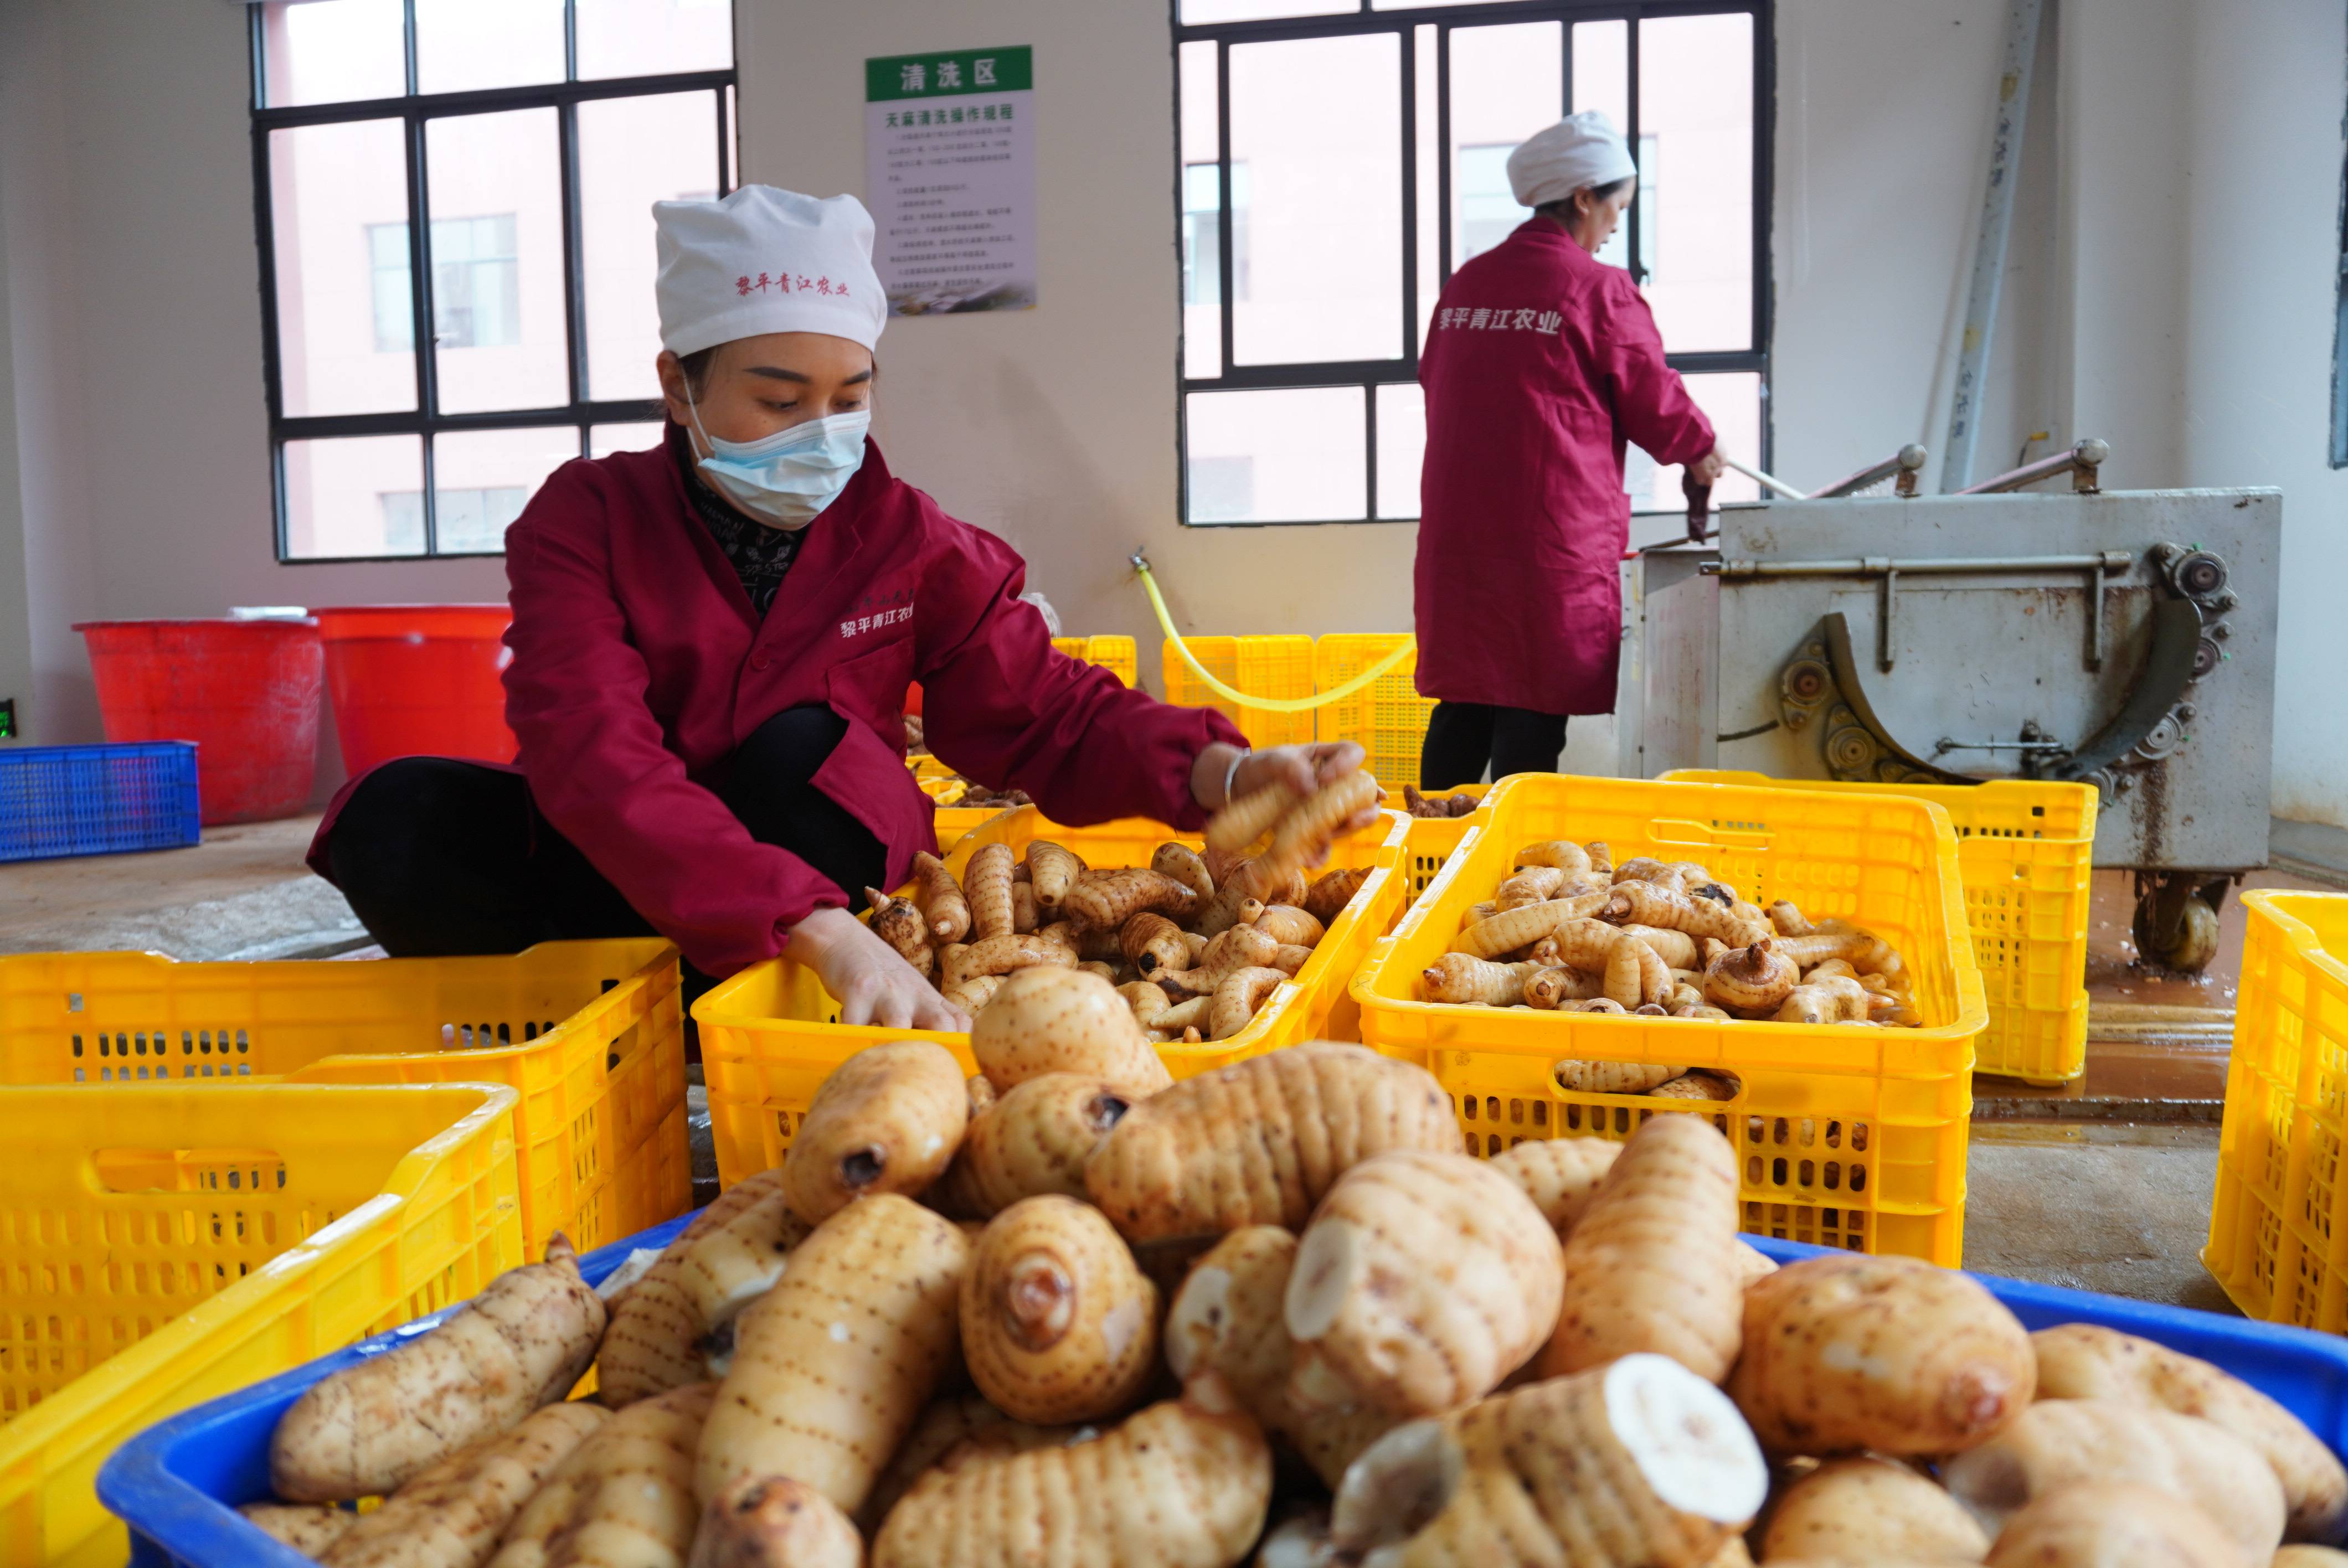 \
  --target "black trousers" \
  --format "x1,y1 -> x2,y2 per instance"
325,705 -> 888,967
1419,701 -> 1570,790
